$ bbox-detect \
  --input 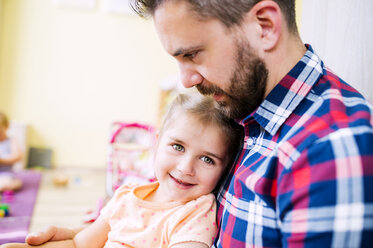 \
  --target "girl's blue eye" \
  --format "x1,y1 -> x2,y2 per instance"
201,156 -> 214,165
172,144 -> 184,152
